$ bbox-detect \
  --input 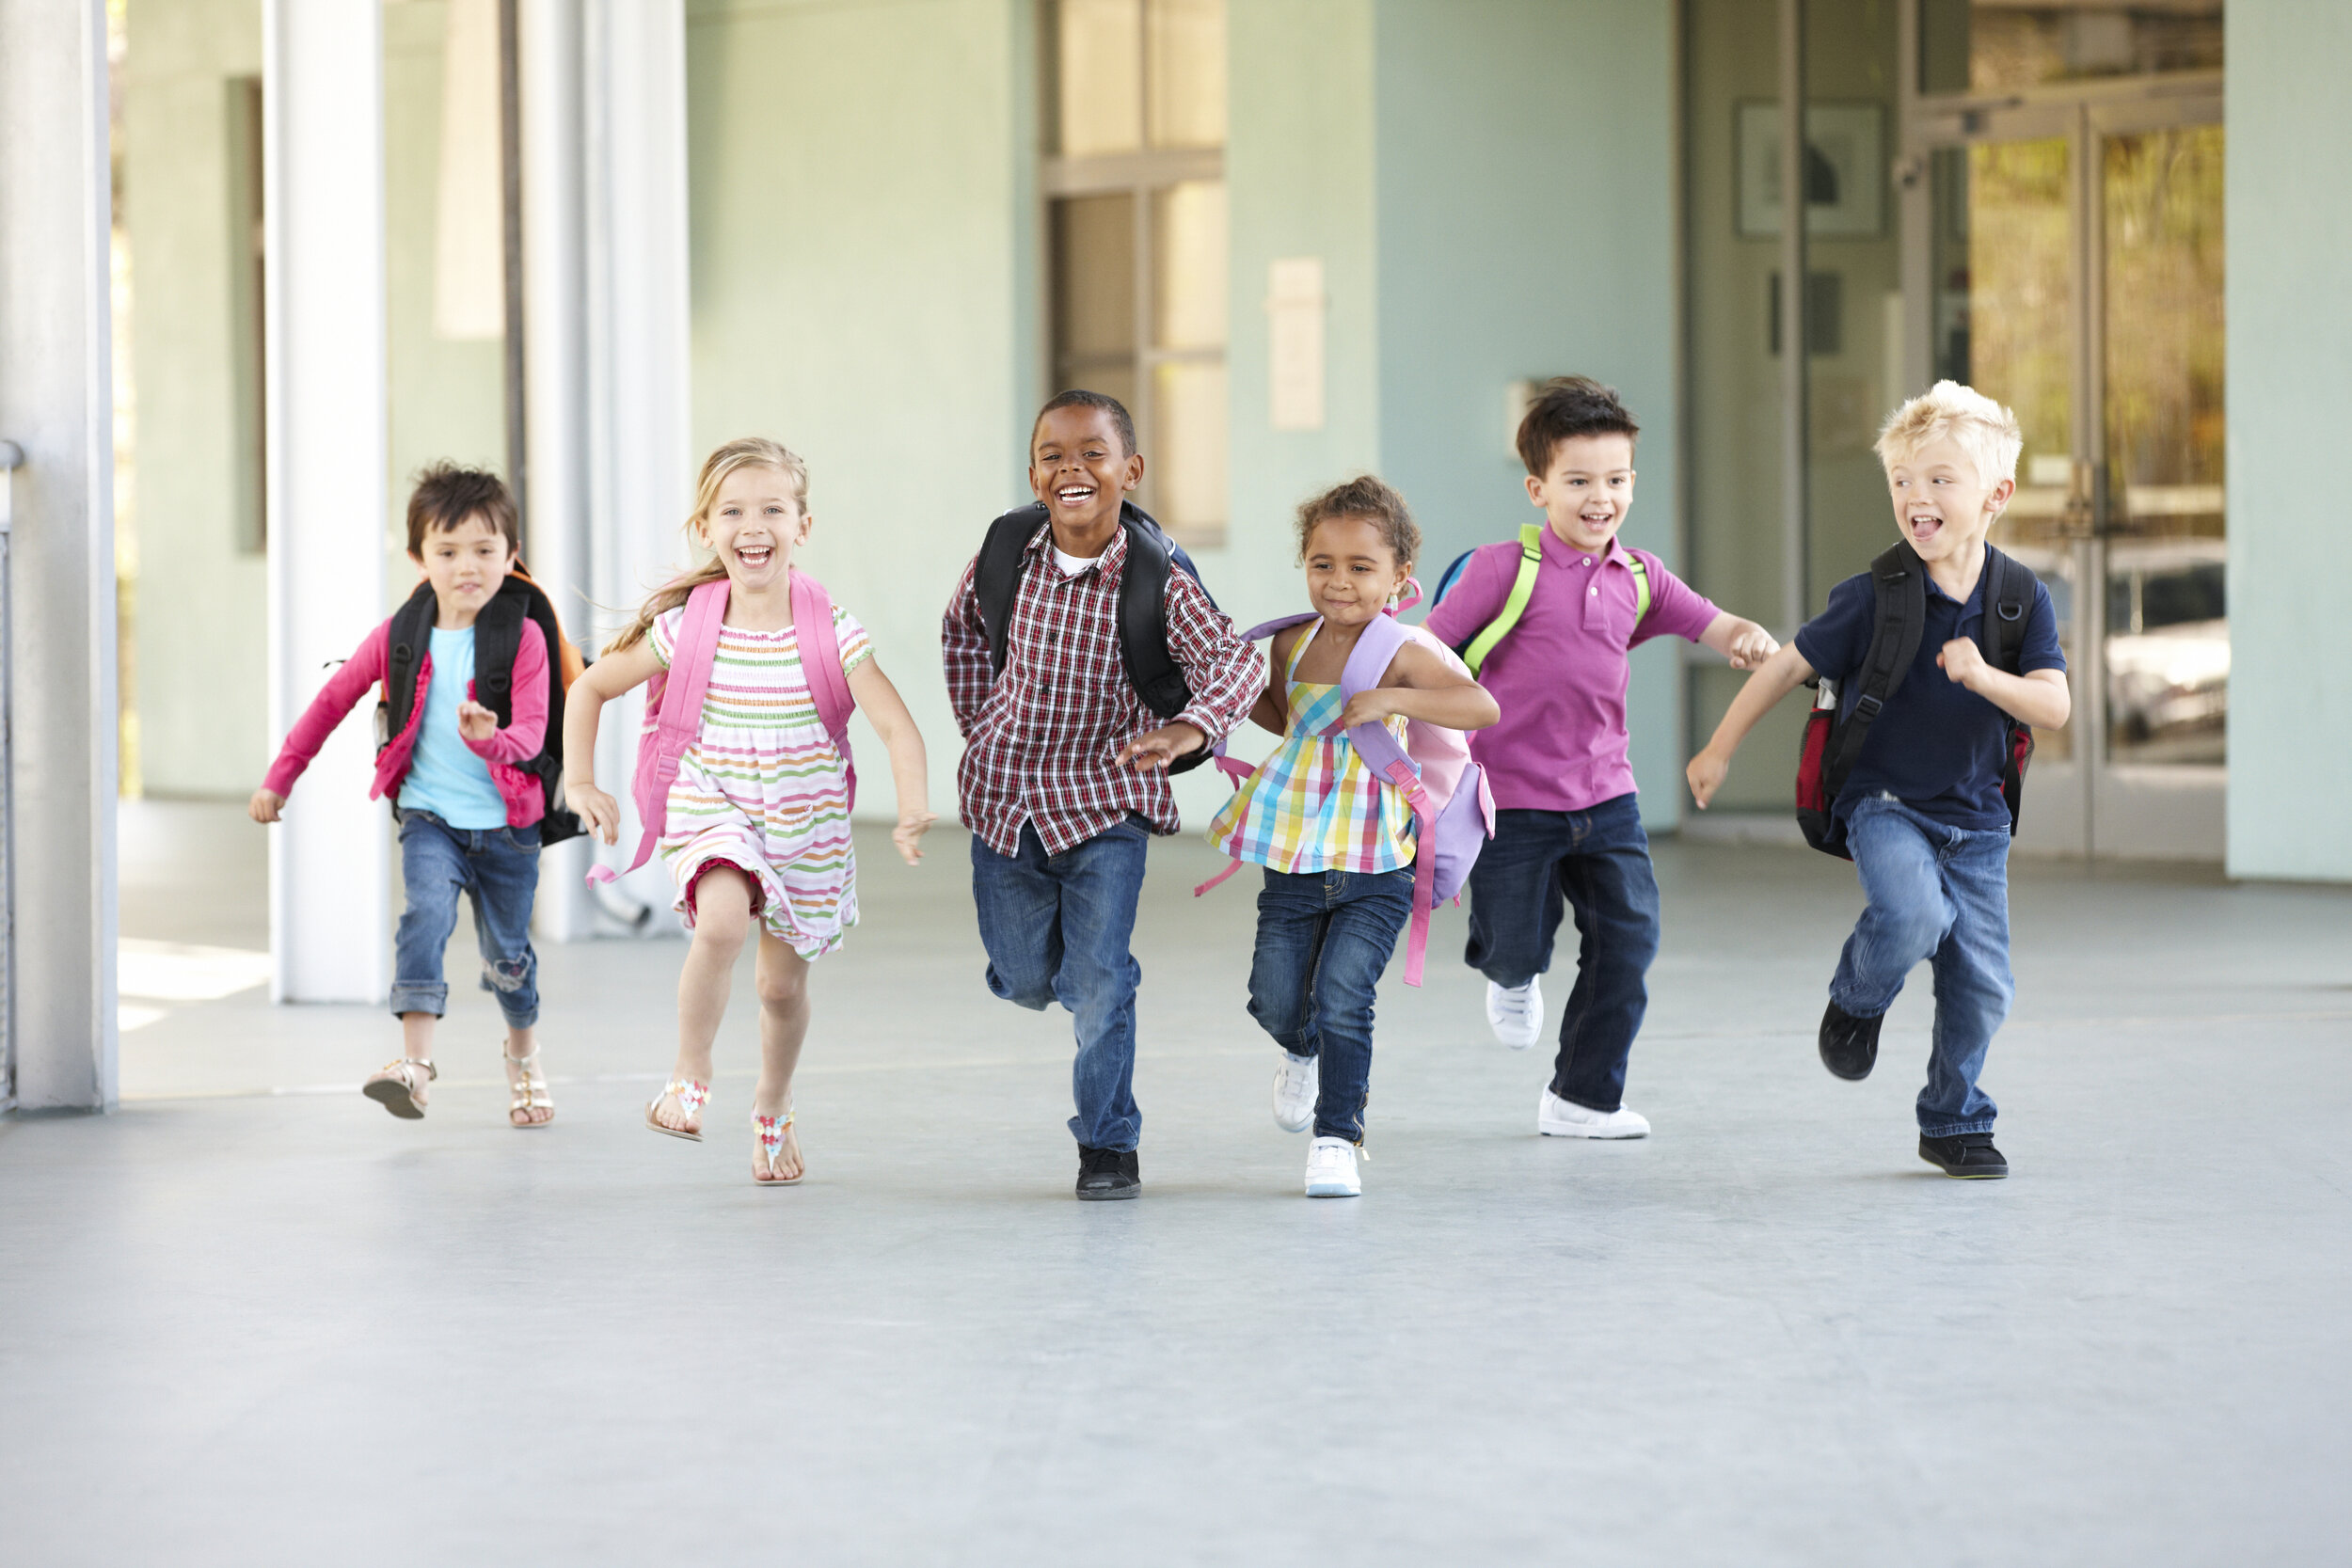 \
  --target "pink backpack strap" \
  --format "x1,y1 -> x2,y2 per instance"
790,570 -> 859,810
587,578 -> 729,886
